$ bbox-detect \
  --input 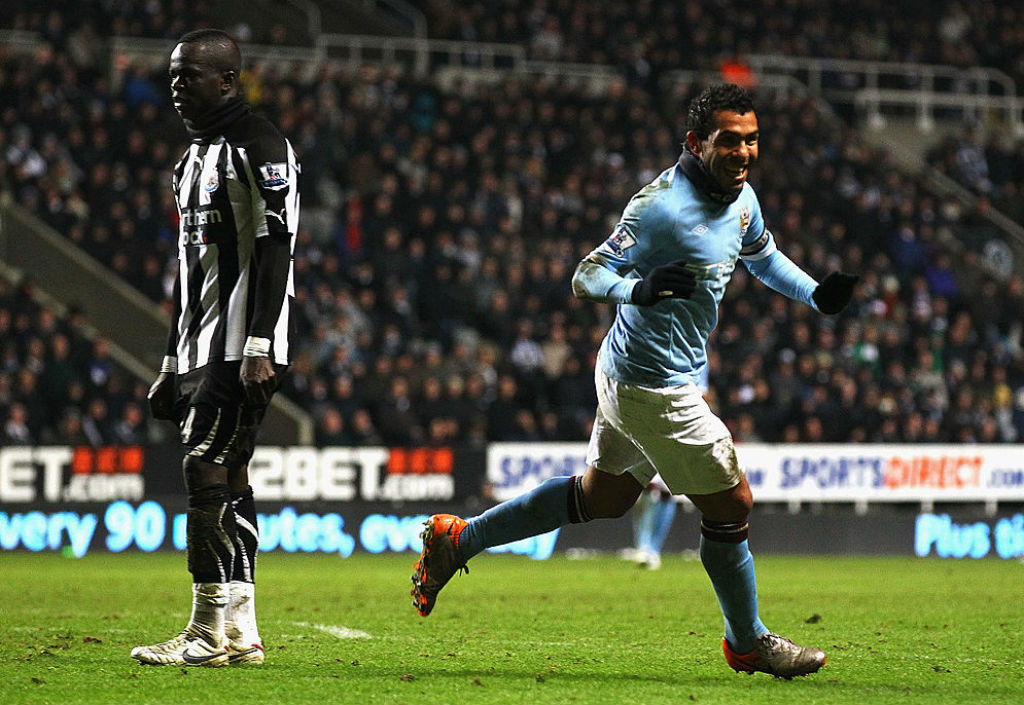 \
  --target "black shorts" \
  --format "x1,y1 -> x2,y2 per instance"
174,360 -> 286,468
